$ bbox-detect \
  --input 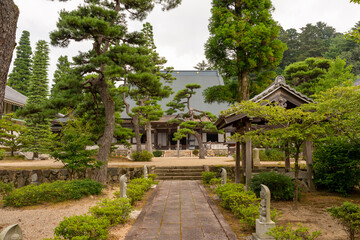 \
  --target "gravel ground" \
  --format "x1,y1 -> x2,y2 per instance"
0,189 -> 118,240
